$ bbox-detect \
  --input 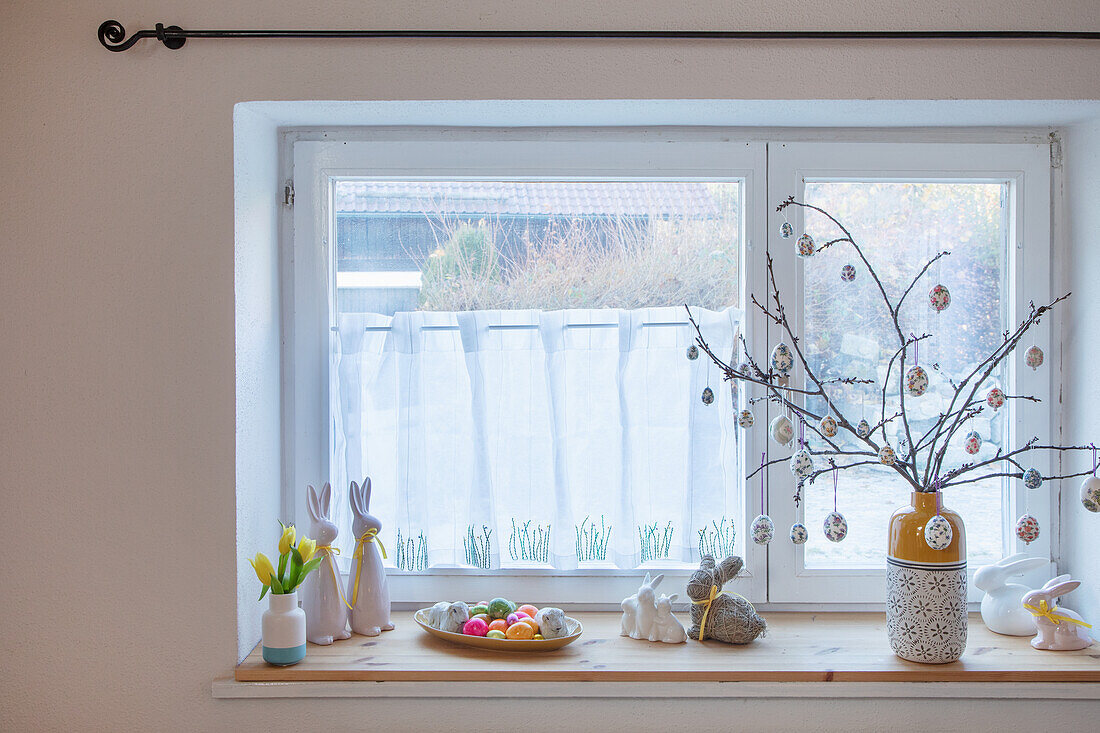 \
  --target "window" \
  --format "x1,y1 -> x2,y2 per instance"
284,132 -> 1052,606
